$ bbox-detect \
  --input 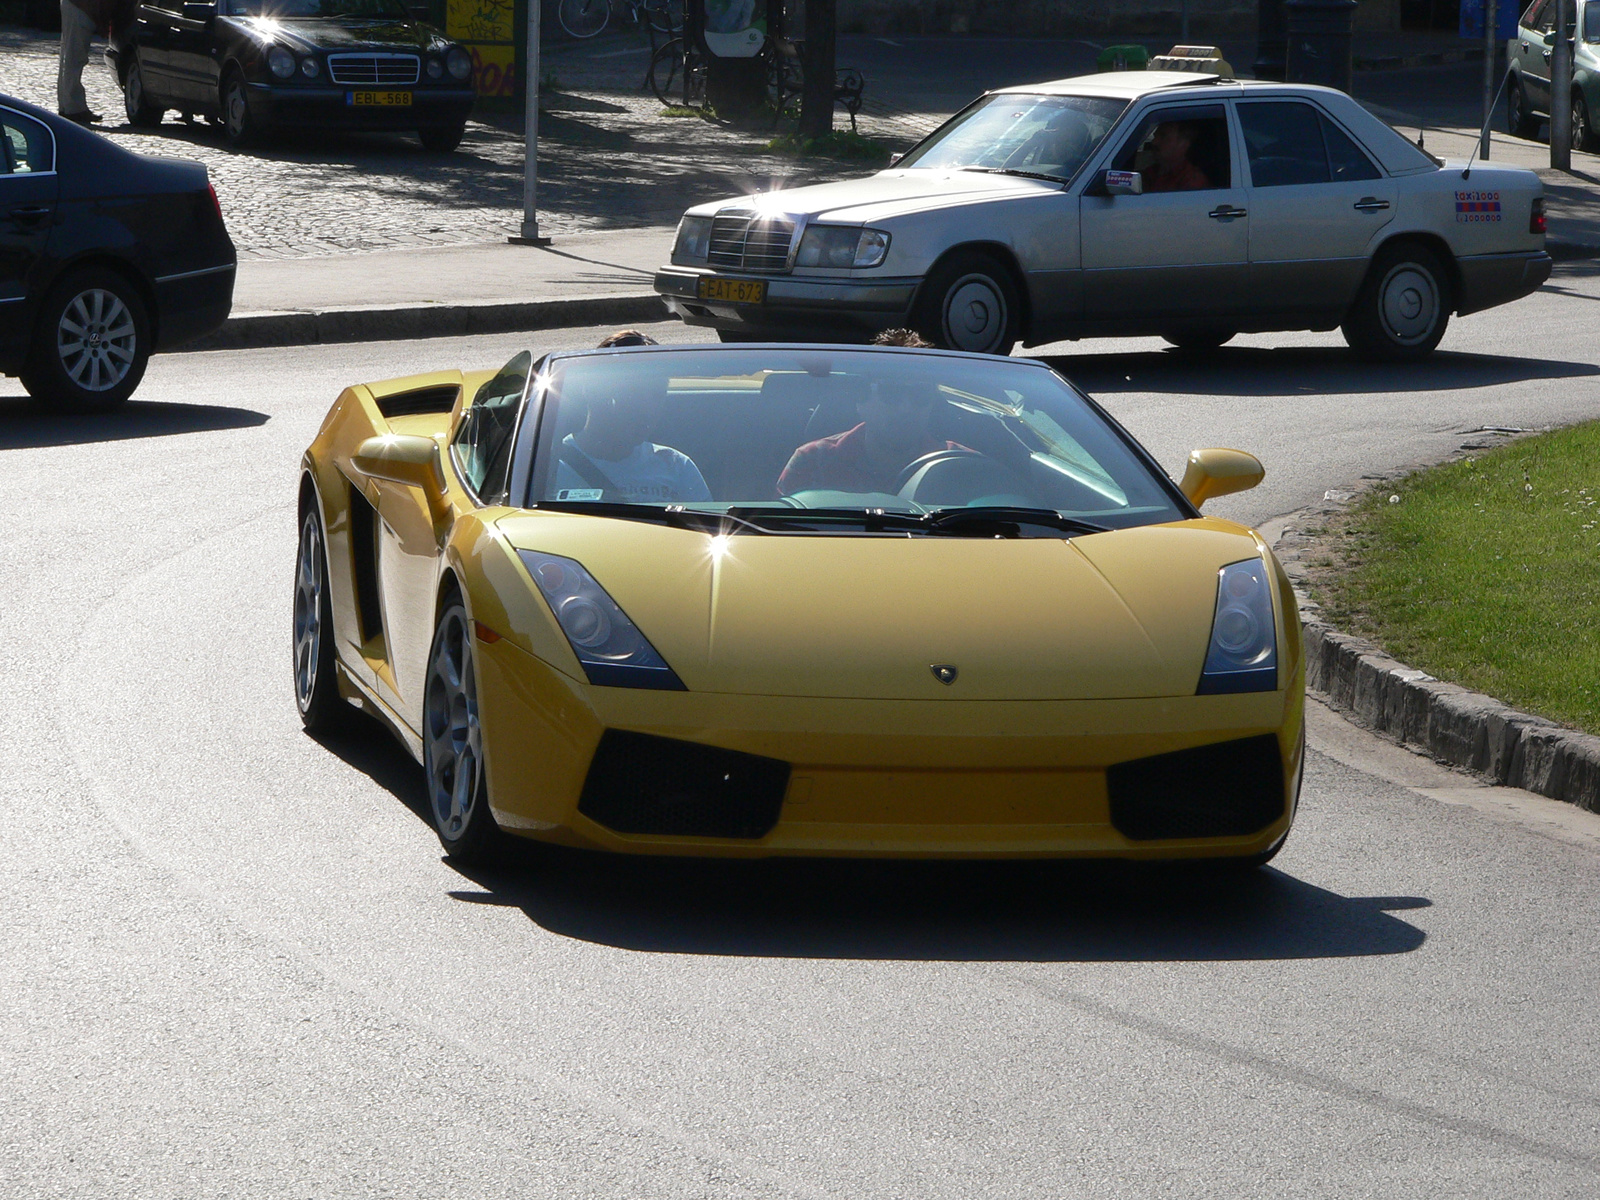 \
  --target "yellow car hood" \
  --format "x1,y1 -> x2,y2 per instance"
495,515 -> 1267,700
